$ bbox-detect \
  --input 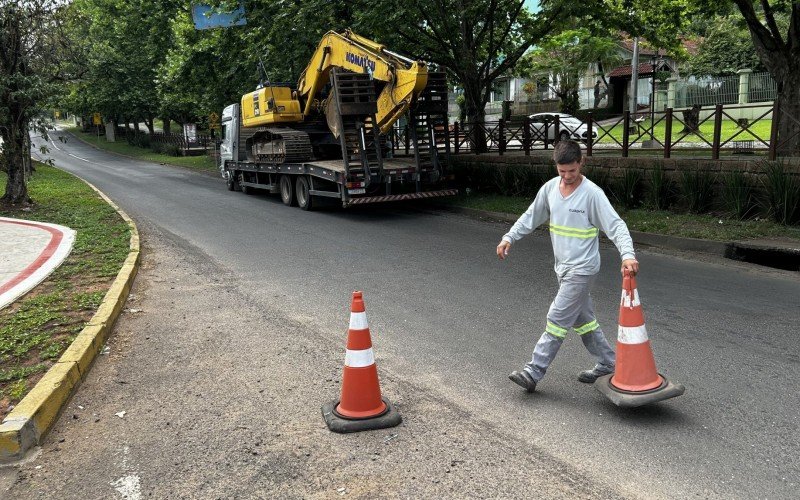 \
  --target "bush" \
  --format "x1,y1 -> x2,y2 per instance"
612,168 -> 643,210
680,169 -> 716,213
721,169 -> 756,220
494,164 -> 549,197
645,164 -> 673,210
760,160 -> 800,225
162,144 -> 181,156
584,165 -> 612,197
